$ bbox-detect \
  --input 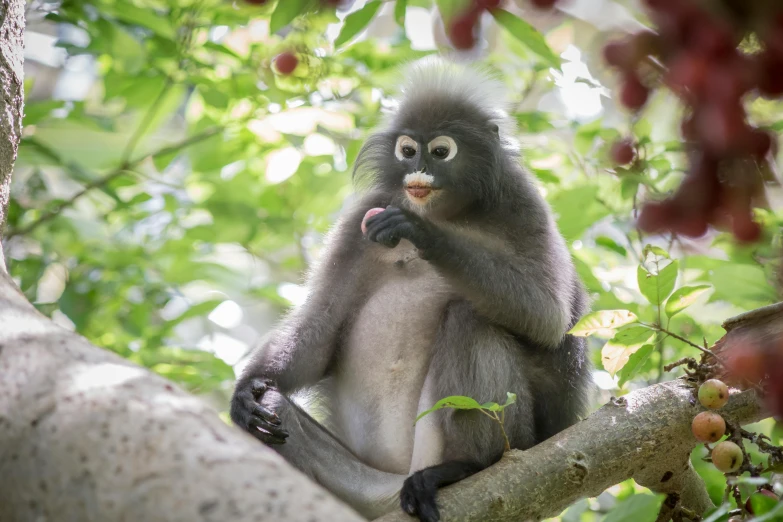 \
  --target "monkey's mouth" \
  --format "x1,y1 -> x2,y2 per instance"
405,183 -> 436,200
